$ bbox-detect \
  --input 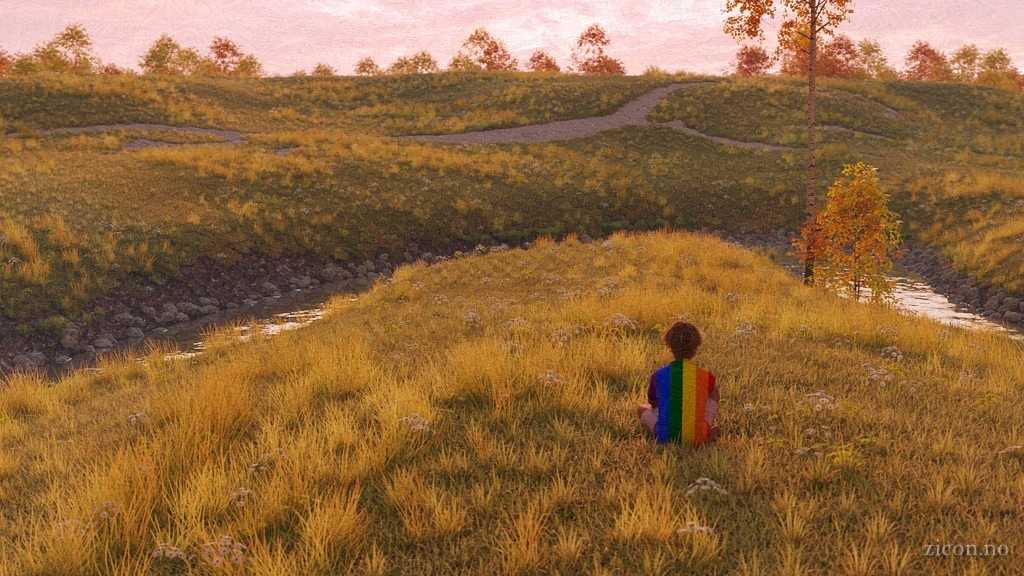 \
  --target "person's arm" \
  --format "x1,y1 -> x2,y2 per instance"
648,373 -> 658,408
704,373 -> 719,423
